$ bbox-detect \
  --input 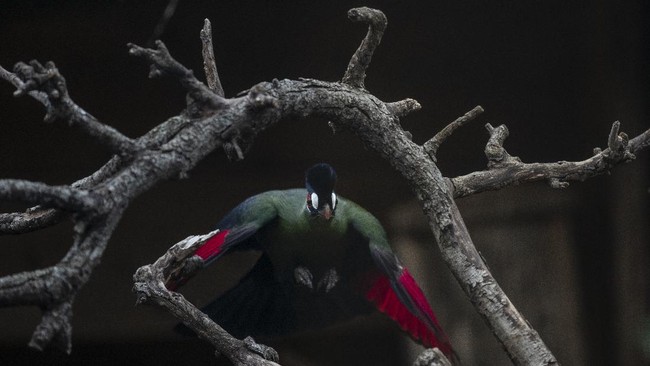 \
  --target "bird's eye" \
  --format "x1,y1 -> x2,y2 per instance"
331,193 -> 337,210
310,193 -> 319,209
